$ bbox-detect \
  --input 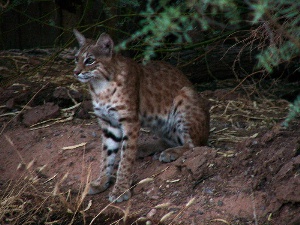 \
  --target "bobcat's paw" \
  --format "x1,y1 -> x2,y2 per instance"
109,187 -> 131,203
159,146 -> 189,163
159,149 -> 179,162
88,178 -> 111,195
